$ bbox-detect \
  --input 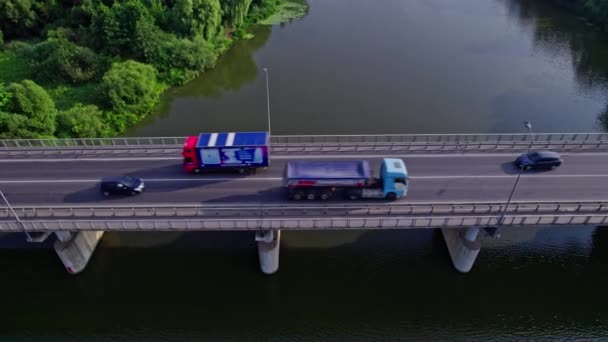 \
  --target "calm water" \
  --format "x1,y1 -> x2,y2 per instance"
130,0 -> 608,136
4,0 -> 608,340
